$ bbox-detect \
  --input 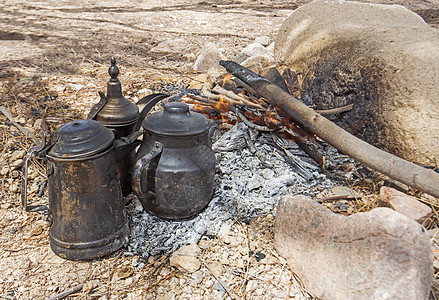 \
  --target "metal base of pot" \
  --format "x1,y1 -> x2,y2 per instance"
49,222 -> 129,260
